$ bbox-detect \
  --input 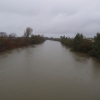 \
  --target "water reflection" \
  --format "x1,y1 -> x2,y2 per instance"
61,43 -> 70,49
61,44 -> 90,63
72,52 -> 90,63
